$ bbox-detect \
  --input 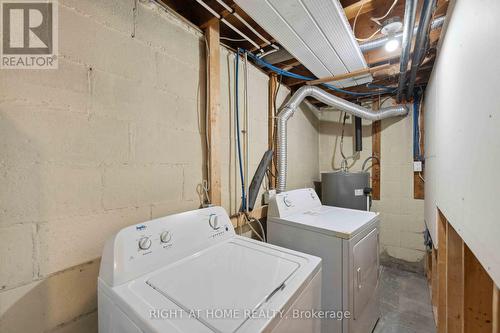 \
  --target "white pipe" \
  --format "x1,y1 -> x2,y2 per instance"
276,86 -> 409,192
213,0 -> 275,48
195,0 -> 279,52
193,0 -> 261,50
